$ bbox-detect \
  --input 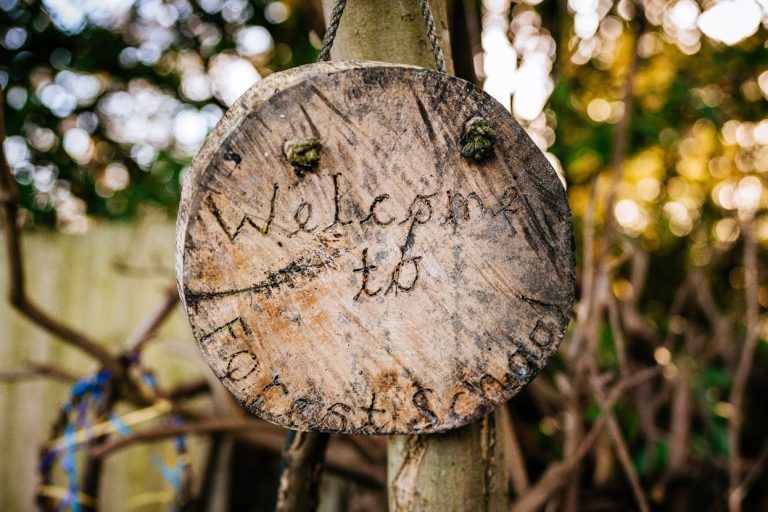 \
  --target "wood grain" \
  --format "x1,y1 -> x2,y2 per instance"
176,61 -> 575,434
